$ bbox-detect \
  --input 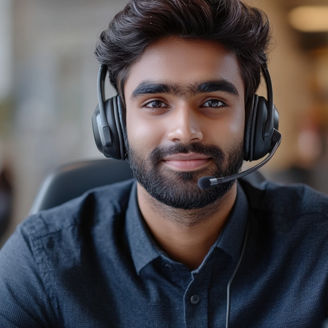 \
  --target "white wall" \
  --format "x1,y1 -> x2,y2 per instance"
4,0 -> 129,240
